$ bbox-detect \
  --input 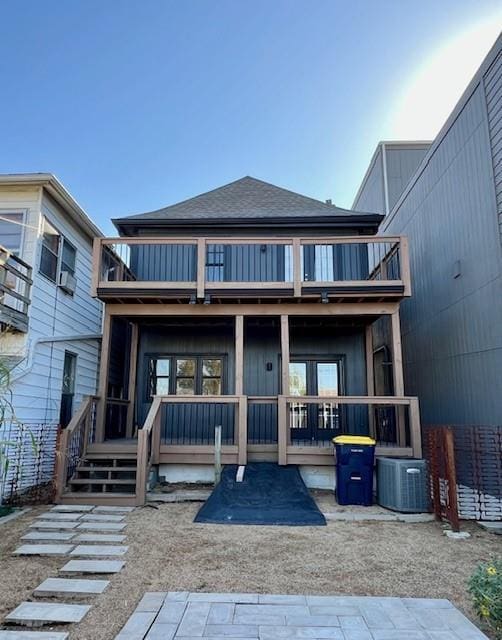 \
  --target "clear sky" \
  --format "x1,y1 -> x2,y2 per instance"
0,1 -> 501,234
